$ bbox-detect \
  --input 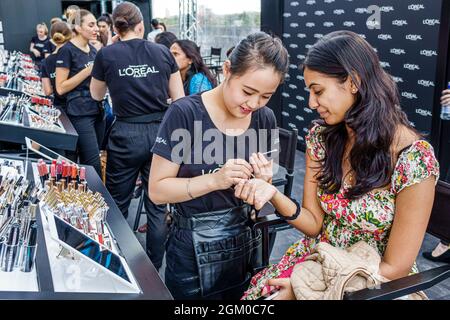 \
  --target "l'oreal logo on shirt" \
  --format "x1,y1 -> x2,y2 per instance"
119,64 -> 160,78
